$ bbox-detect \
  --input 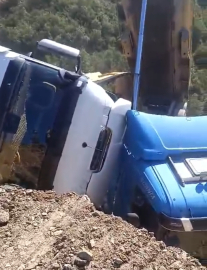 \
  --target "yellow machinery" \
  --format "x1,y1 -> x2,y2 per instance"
86,71 -> 132,101
116,0 -> 193,116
